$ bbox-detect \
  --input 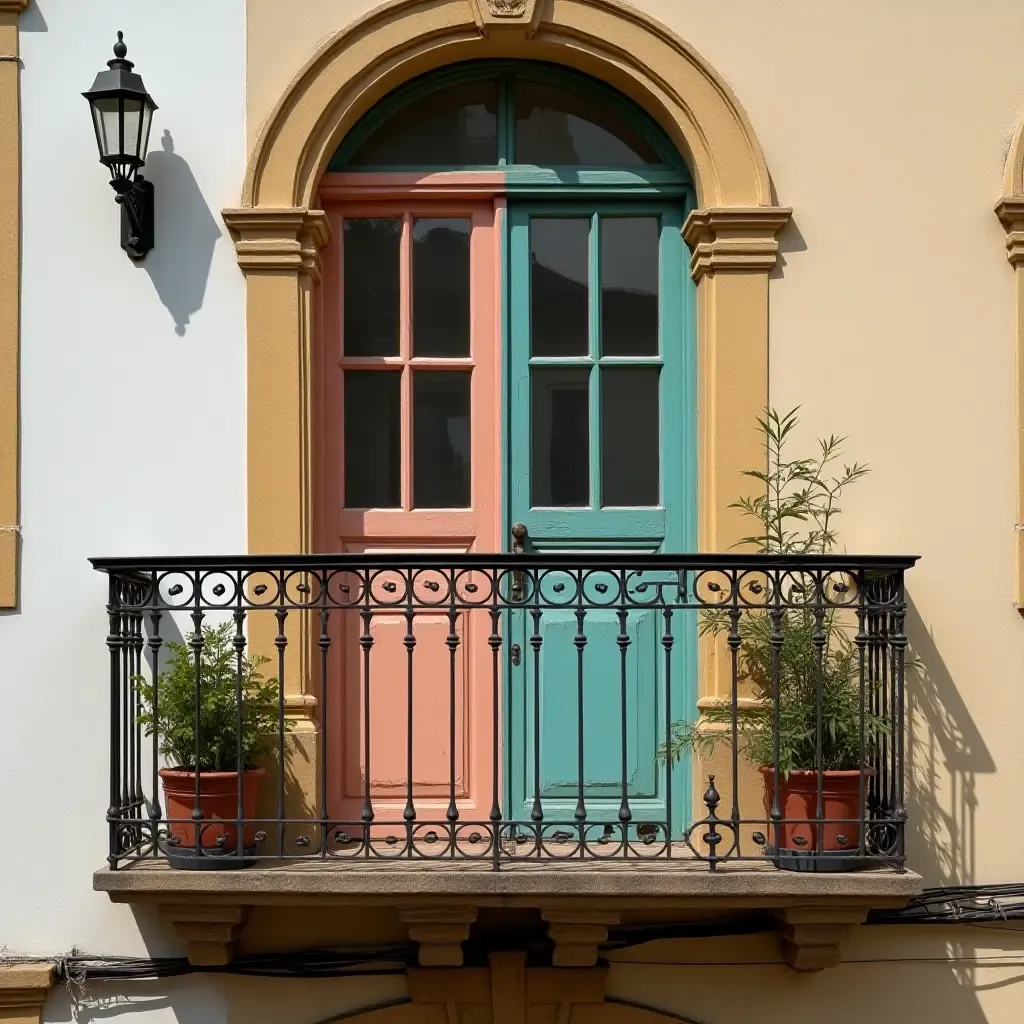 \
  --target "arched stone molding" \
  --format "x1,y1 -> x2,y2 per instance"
224,0 -> 791,735
996,113 -> 1024,609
